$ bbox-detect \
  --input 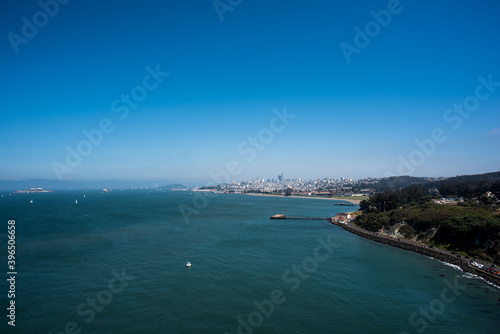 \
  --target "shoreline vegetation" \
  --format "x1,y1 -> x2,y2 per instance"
234,172 -> 500,287
356,187 -> 500,265
240,184 -> 500,288
346,178 -> 500,288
